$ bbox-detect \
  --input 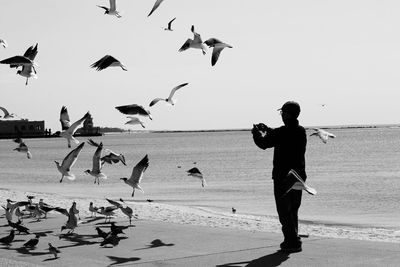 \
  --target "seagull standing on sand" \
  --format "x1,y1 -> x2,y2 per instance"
125,116 -> 145,128
85,139 -> 107,185
204,38 -> 233,66
120,154 -> 149,197
97,0 -> 121,18
90,55 -> 127,71
106,198 -> 136,225
61,204 -> 78,234
148,0 -> 164,17
89,202 -> 98,217
164,17 -> 176,31
0,106 -> 17,119
48,243 -> 61,258
97,206 -> 118,223
179,25 -> 207,55
310,128 -> 336,144
149,82 -> 189,107
13,138 -> 32,159
0,39 -> 7,48
59,106 -> 91,148
115,104 -> 152,120
187,167 -> 206,187
55,142 -> 85,183
101,149 -> 126,166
